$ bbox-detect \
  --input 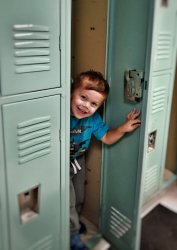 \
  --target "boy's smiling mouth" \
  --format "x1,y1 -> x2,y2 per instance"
77,106 -> 88,115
